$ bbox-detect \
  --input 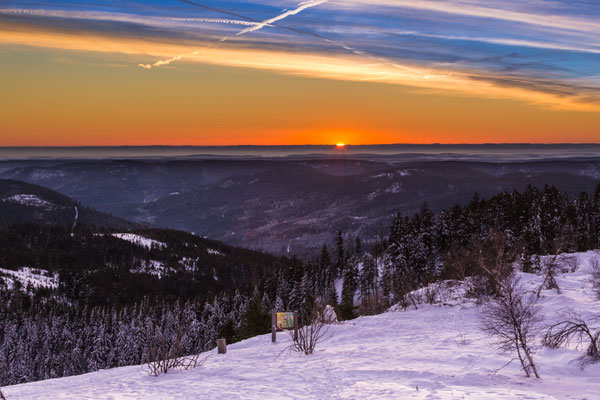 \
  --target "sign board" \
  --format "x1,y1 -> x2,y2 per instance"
276,312 -> 295,330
